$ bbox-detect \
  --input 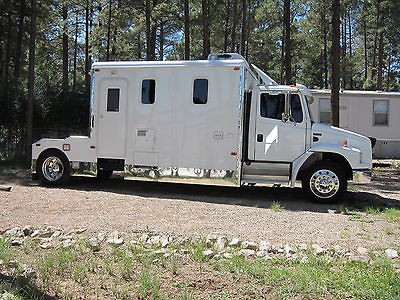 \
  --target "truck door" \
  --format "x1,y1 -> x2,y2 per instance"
97,78 -> 128,158
252,91 -> 307,162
